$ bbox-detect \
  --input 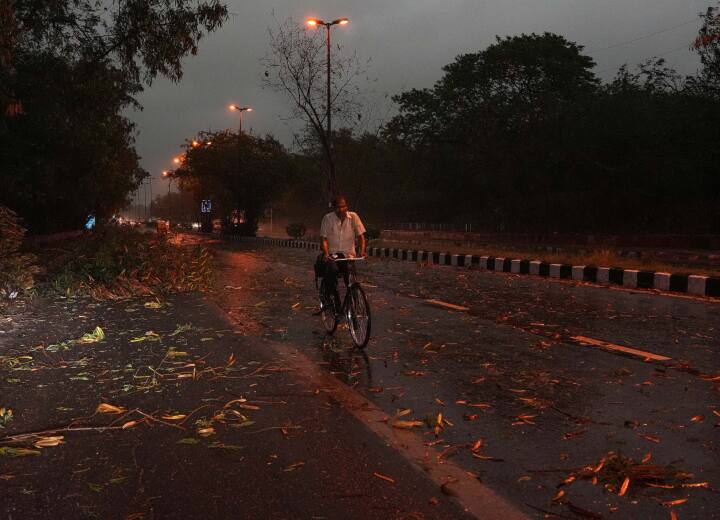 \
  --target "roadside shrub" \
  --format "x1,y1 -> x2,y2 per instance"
0,206 -> 39,298
42,227 -> 213,299
286,222 -> 307,240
